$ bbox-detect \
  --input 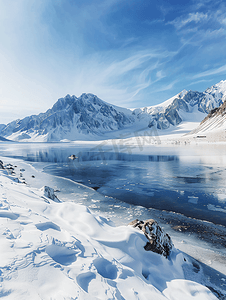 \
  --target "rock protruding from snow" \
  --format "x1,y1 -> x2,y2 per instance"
68,154 -> 77,160
40,186 -> 60,202
185,99 -> 226,140
0,160 -> 4,169
200,99 -> 226,125
129,219 -> 173,258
